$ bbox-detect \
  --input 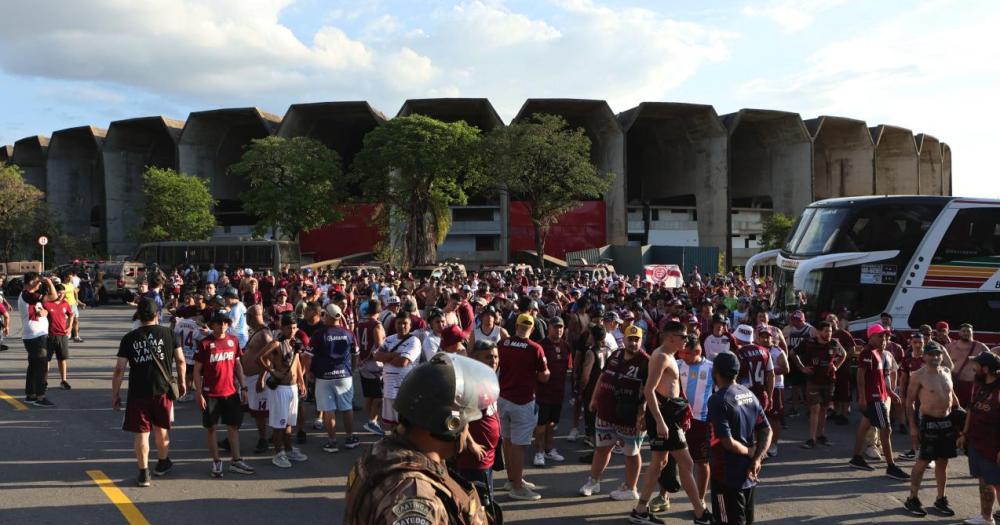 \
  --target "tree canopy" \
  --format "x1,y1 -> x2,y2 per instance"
761,212 -> 794,250
137,167 -> 216,243
0,163 -> 45,261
